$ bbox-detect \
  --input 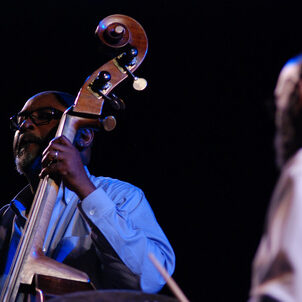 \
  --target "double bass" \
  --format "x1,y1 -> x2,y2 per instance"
0,14 -> 148,301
